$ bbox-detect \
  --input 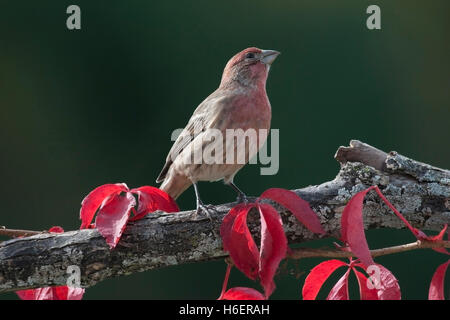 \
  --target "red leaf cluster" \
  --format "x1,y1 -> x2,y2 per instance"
16,227 -> 85,300
302,259 -> 401,300
80,183 -> 179,248
220,188 -> 324,299
337,185 -> 448,300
